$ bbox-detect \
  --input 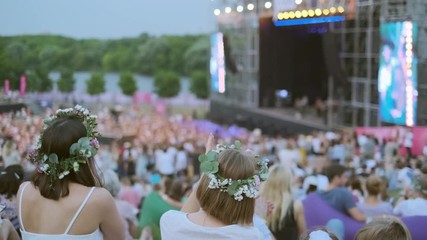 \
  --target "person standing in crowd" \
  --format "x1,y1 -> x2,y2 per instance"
394,174 -> 427,217
139,175 -> 184,240
0,164 -> 24,234
357,175 -> 393,217
102,169 -> 138,240
160,135 -> 268,239
1,140 -> 20,168
317,164 -> 366,222
17,105 -> 124,240
404,127 -> 413,161
260,164 -> 306,240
